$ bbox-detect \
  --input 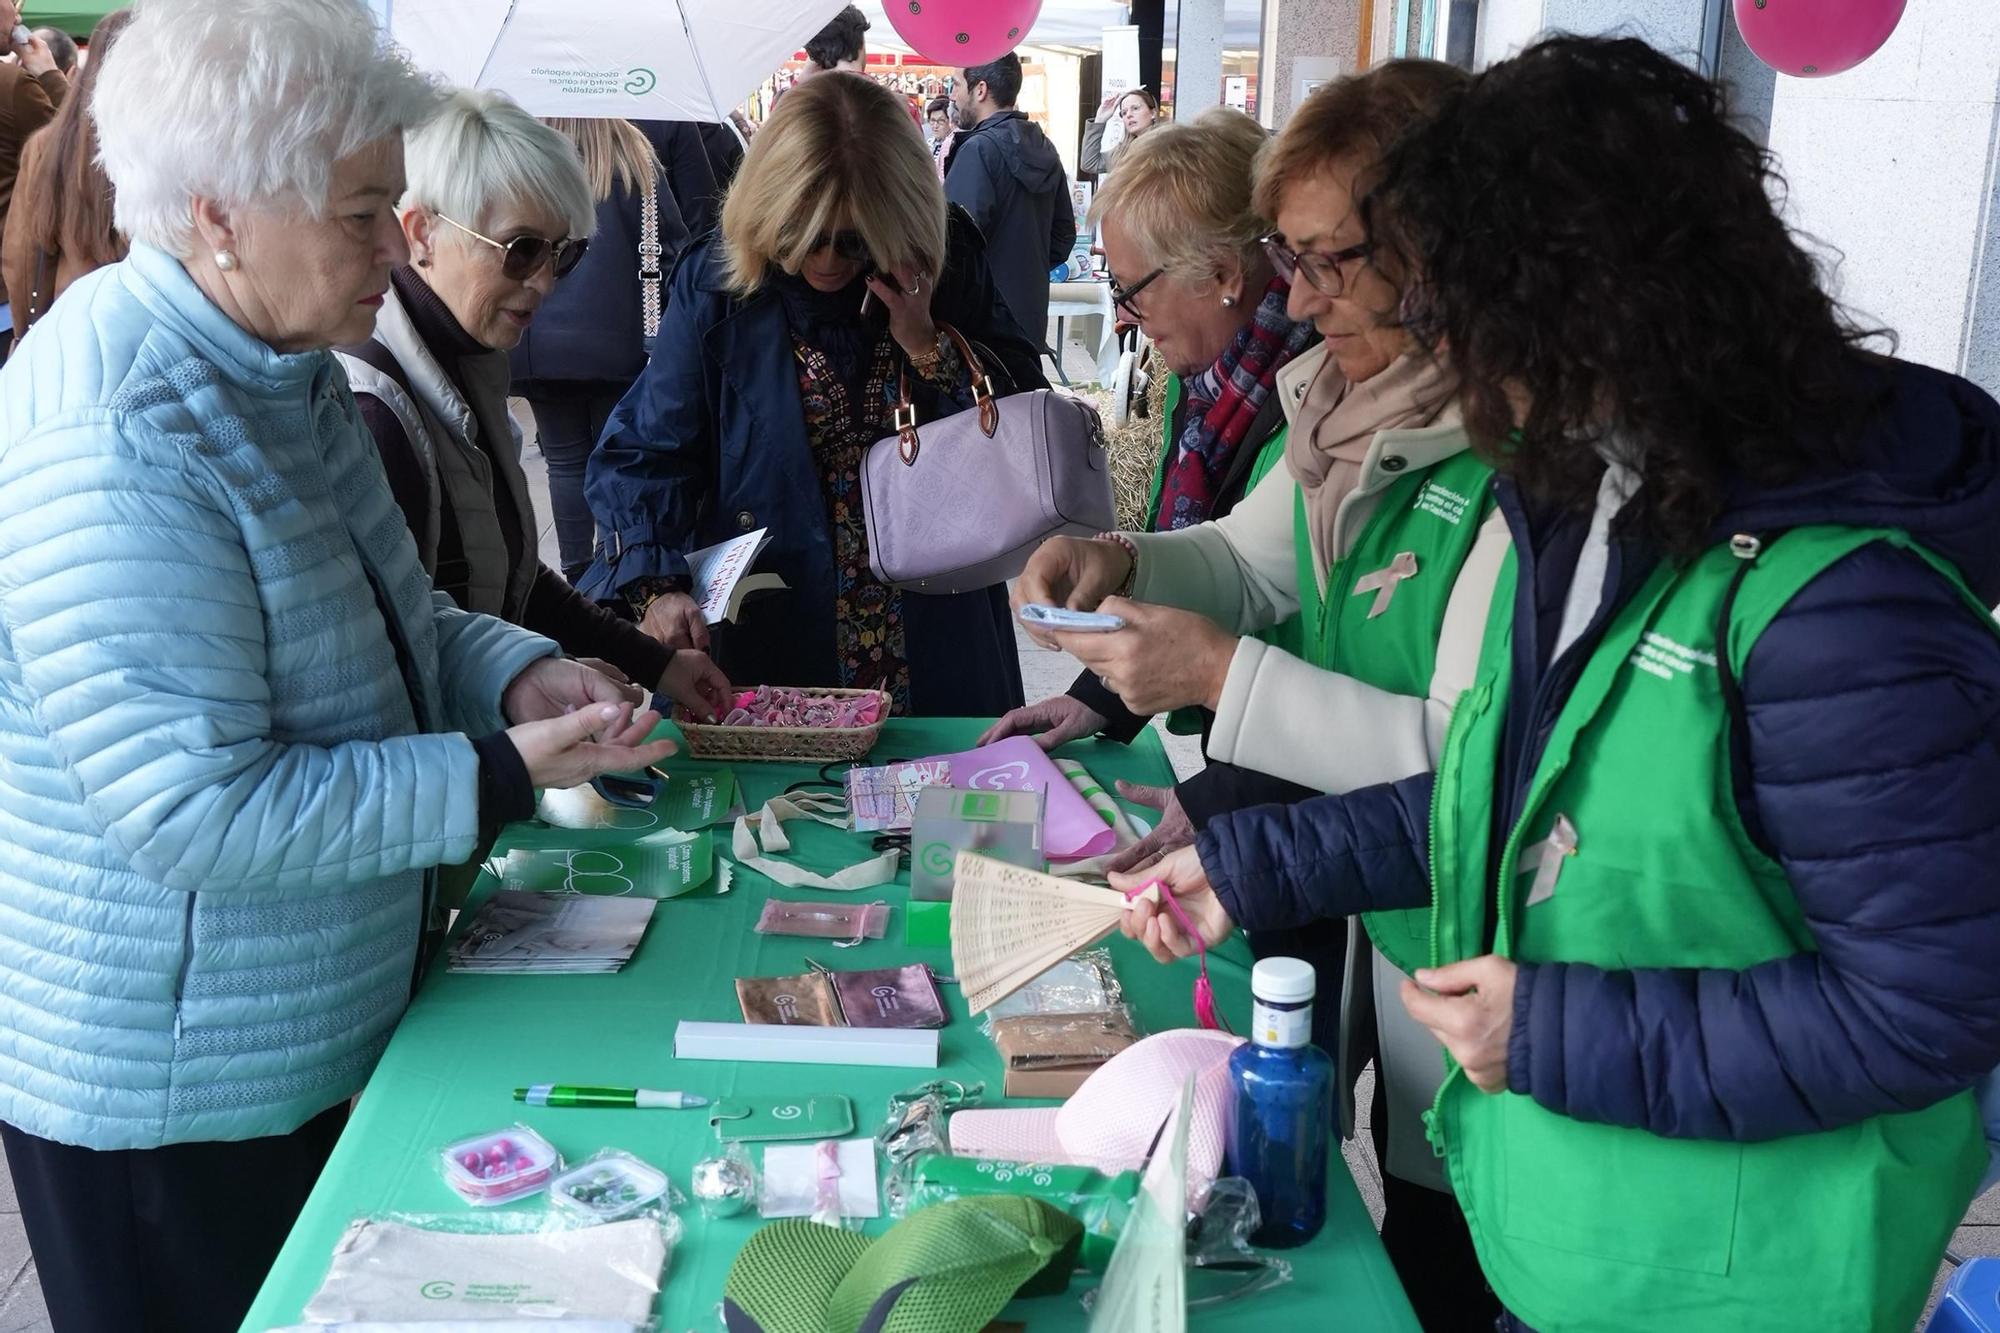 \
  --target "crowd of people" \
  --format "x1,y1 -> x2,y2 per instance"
0,0 -> 1997,1331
